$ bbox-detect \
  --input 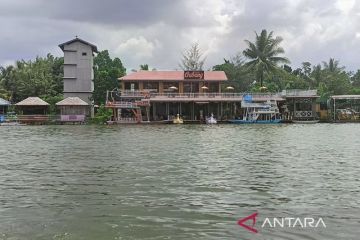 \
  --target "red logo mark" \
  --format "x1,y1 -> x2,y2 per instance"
238,212 -> 258,233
